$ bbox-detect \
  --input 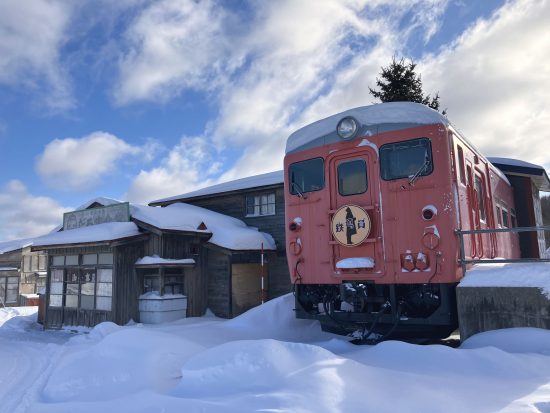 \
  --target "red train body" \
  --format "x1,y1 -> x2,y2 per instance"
284,102 -> 520,340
